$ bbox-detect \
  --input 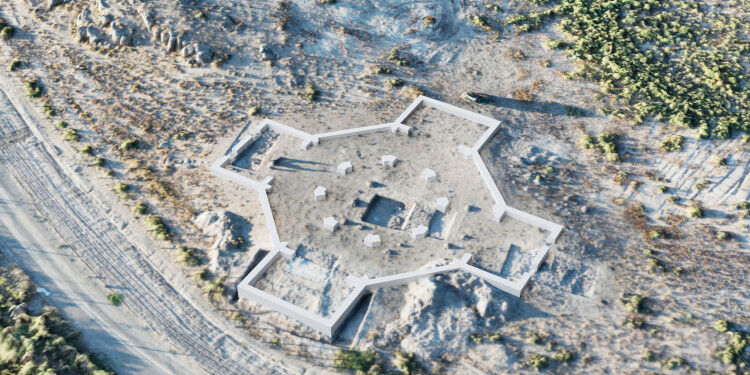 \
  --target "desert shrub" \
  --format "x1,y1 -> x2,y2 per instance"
468,14 -> 491,30
546,40 -> 568,49
177,246 -> 201,266
513,88 -> 533,102
25,80 -> 43,98
119,139 -> 137,150
204,279 -> 226,298
656,185 -> 668,194
717,332 -> 748,365
526,331 -> 542,344
624,294 -> 645,313
370,65 -> 390,75
192,268 -> 209,281
399,86 -> 424,100
715,231 -> 730,240
647,230 -> 661,240
387,78 -> 404,88
7,60 -> 21,71
422,16 -> 436,25
301,83 -> 318,101
144,215 -> 170,240
388,49 -> 408,66
524,353 -> 548,370
248,105 -> 260,116
56,121 -> 67,129
506,49 -> 526,60
393,351 -> 417,374
0,26 -> 14,40
714,320 -> 729,333
92,157 -> 105,167
114,183 -> 129,193
659,135 -> 685,152
685,206 -> 702,218
42,102 -> 56,117
61,128 -> 80,142
713,156 -> 727,166
694,179 -> 710,190
333,349 -> 380,373
553,349 -> 574,363
79,144 -> 93,155
662,356 -> 684,370
133,202 -> 147,215
106,293 -> 122,306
